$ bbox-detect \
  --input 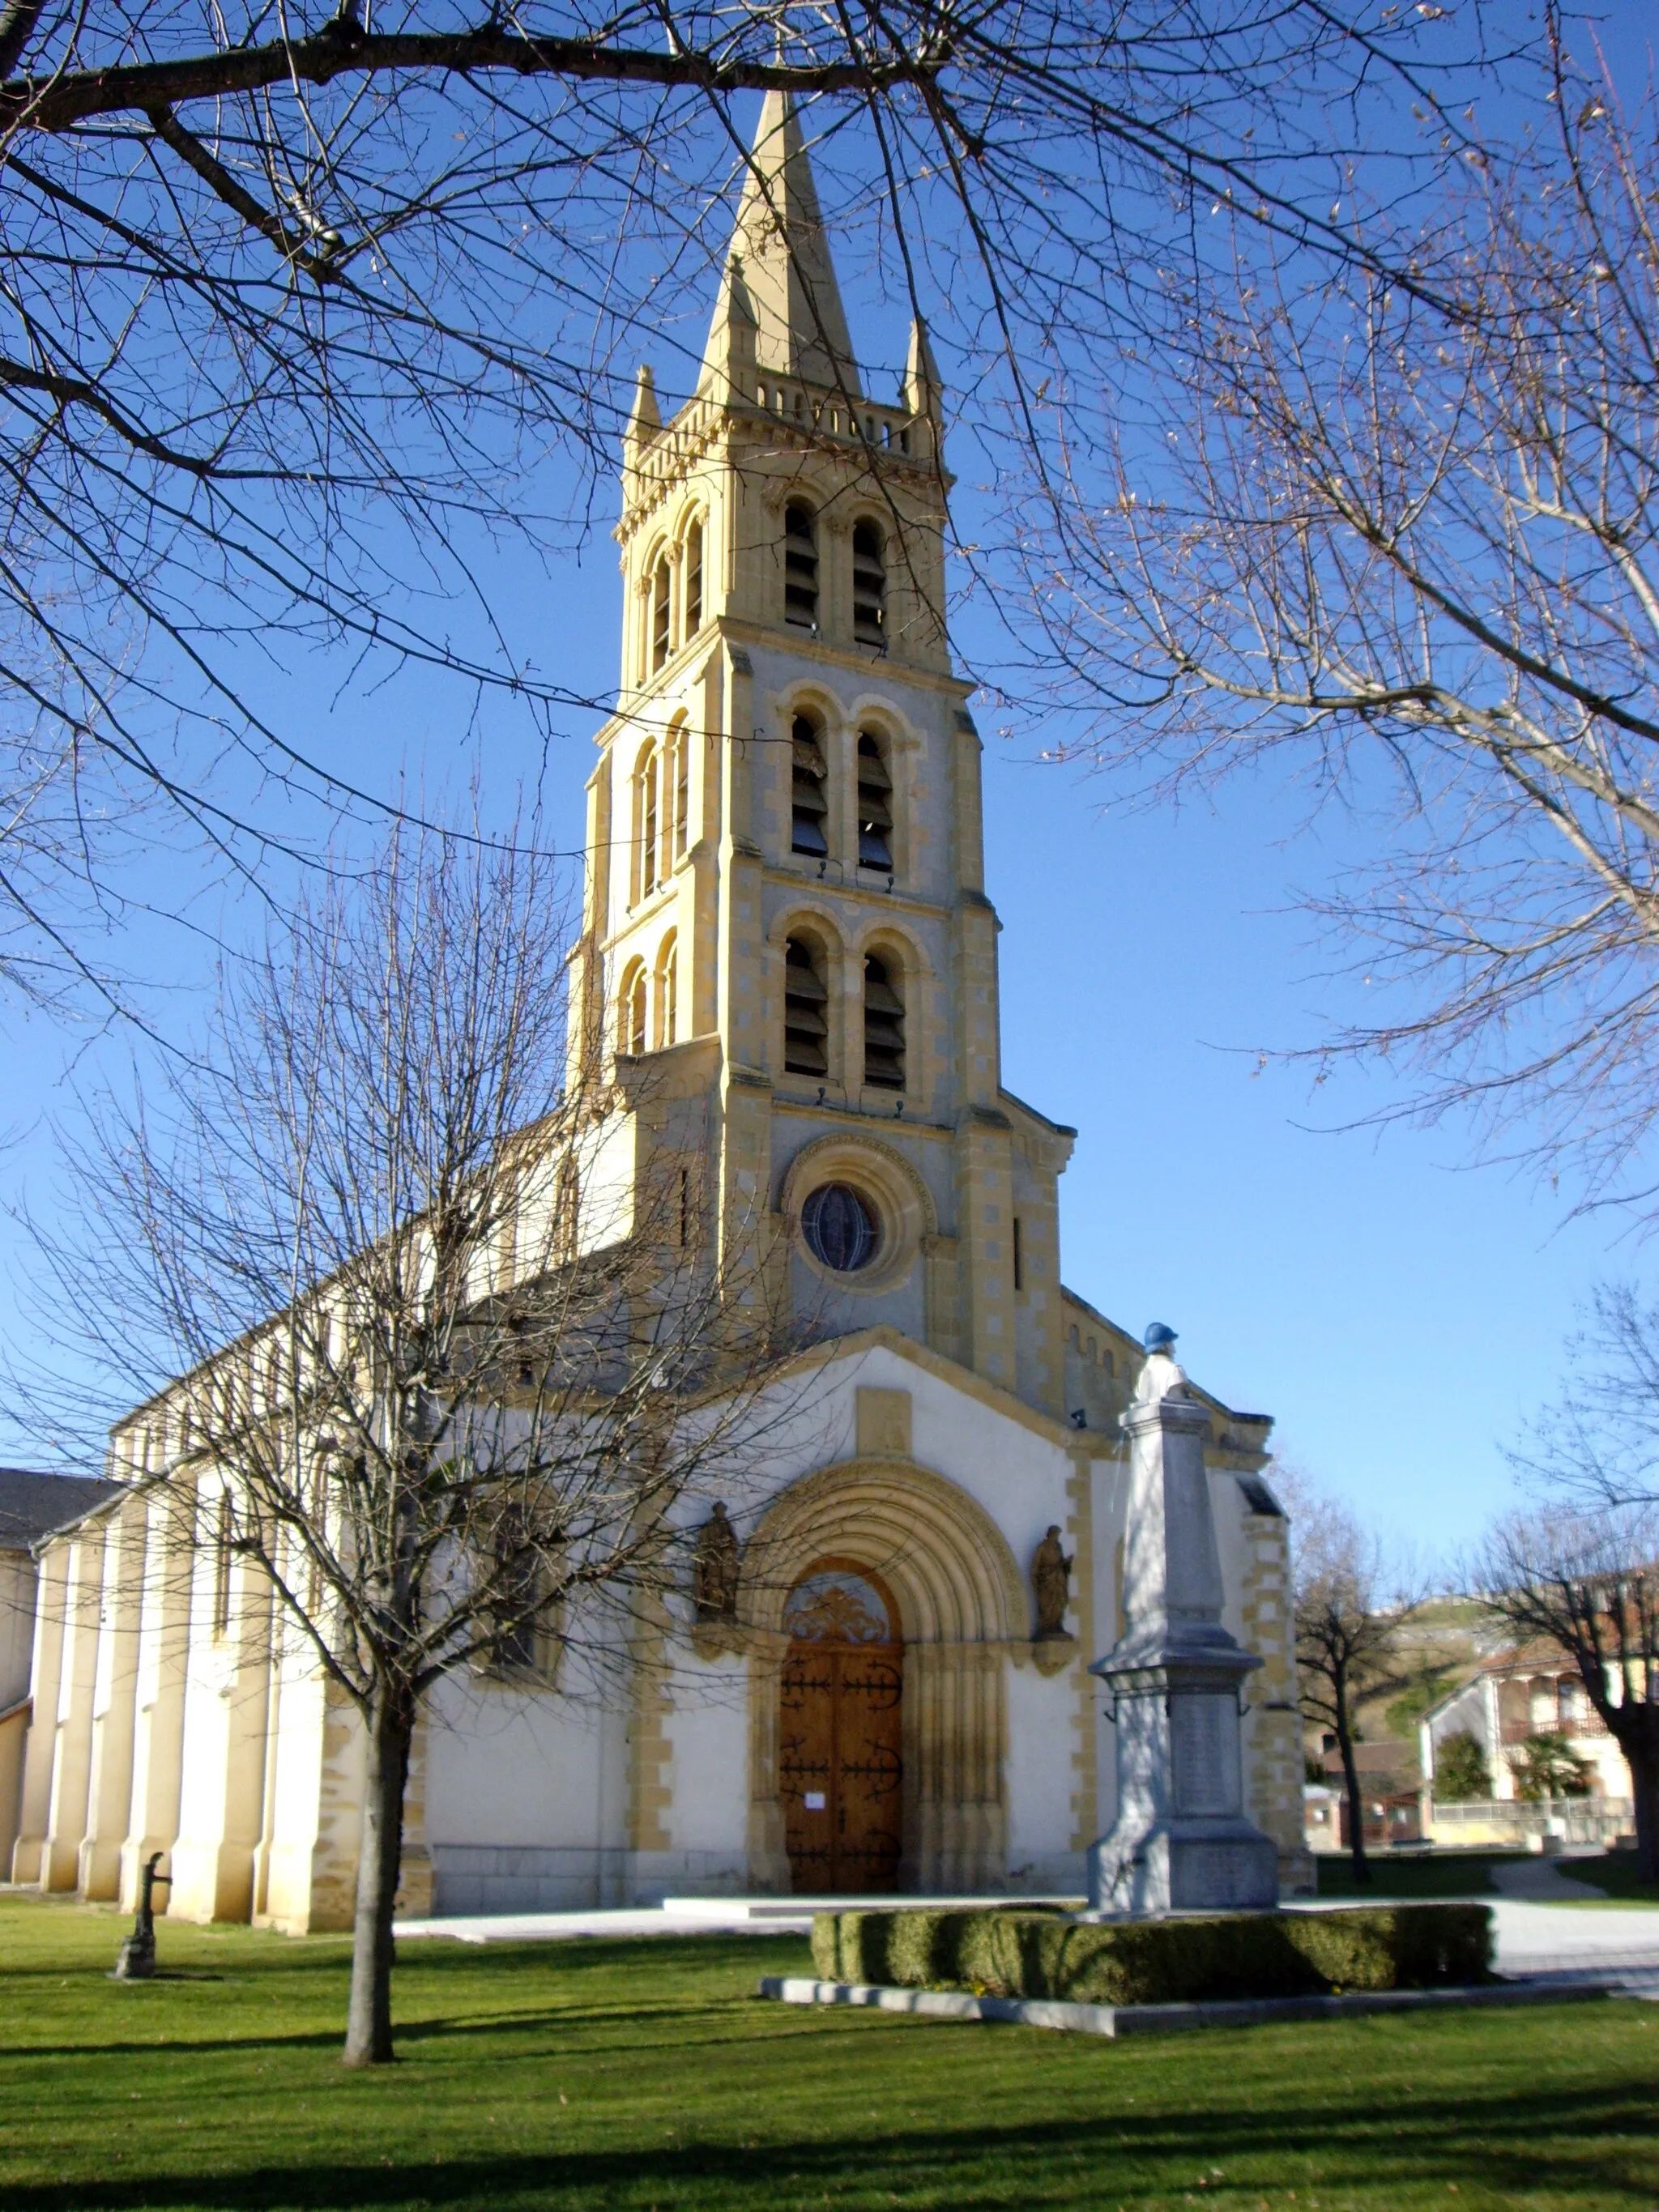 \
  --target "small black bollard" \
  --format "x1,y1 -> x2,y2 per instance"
113,1852 -> 172,1981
